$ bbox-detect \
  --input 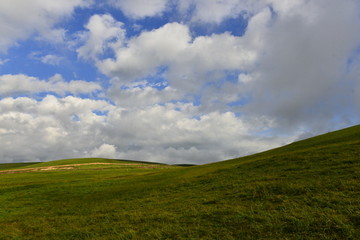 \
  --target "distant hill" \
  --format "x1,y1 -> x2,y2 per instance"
0,124 -> 359,239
